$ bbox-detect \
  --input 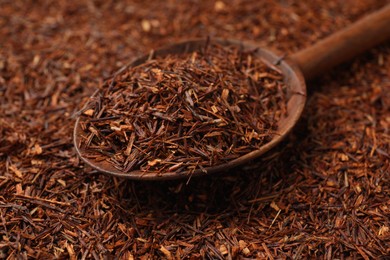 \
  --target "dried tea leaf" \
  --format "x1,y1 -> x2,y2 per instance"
81,43 -> 287,174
